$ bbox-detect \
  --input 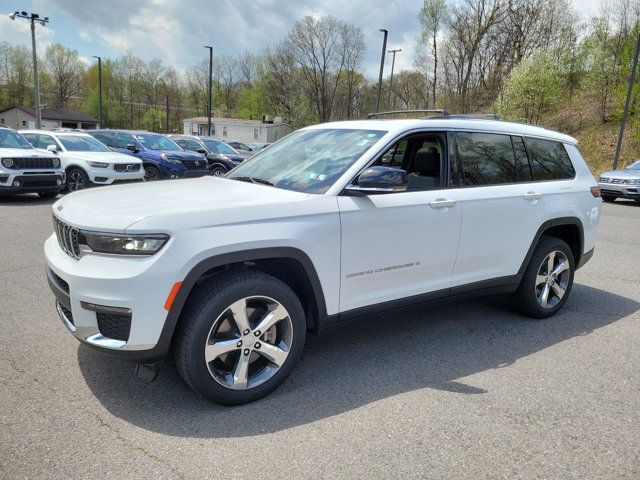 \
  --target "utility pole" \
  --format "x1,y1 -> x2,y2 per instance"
613,32 -> 640,170
204,45 -> 213,136
10,11 -> 49,129
375,29 -> 388,114
92,56 -> 103,128
166,94 -> 170,133
387,48 -> 402,109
